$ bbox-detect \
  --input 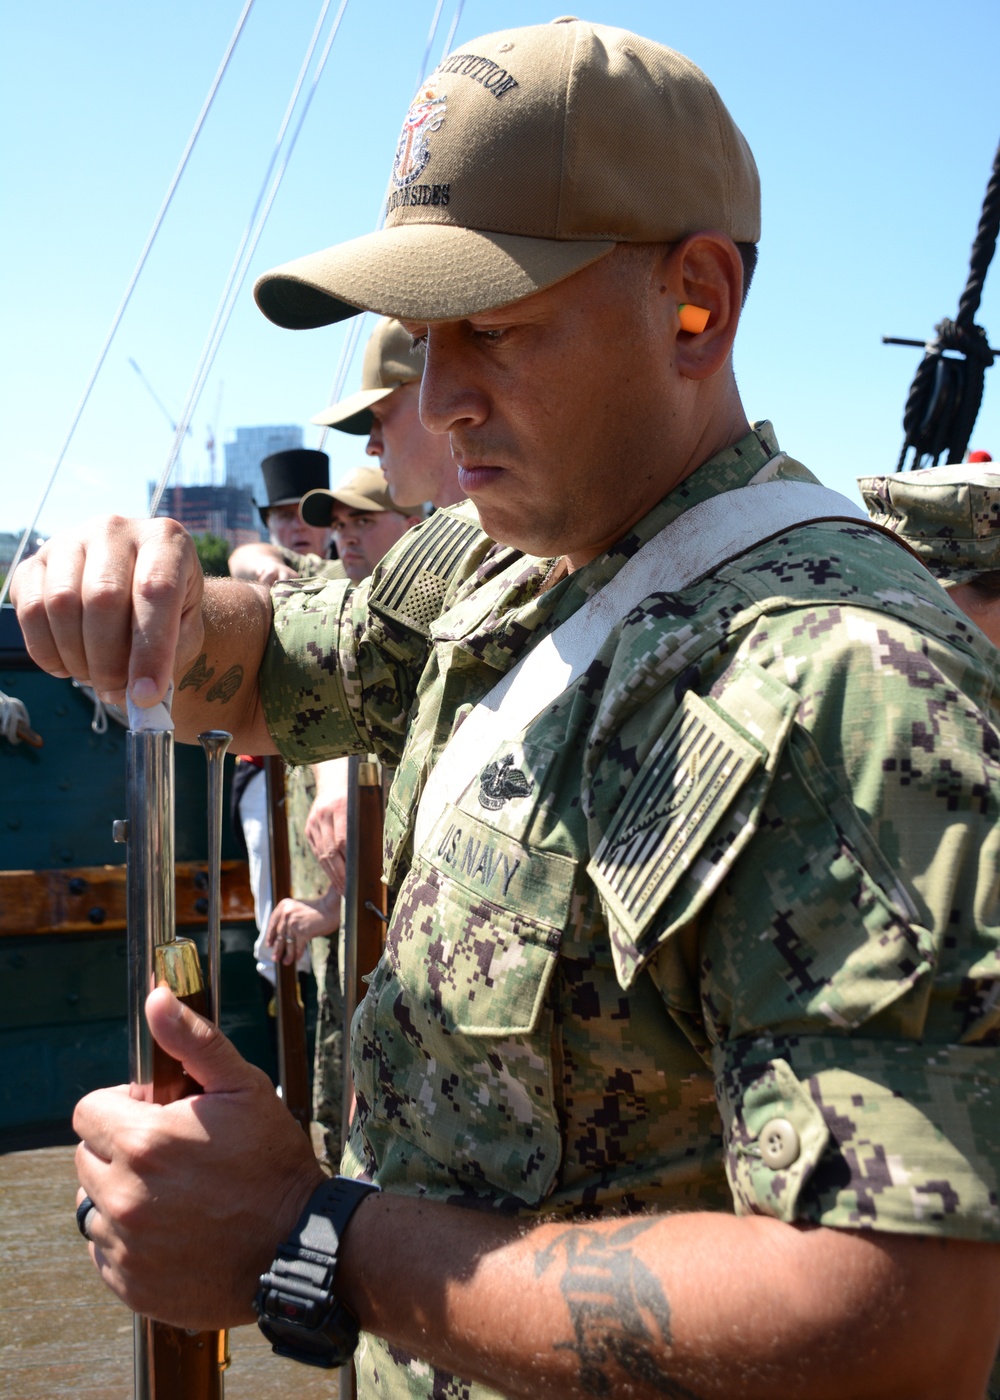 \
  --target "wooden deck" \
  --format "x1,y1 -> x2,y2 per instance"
0,1137 -> 347,1400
